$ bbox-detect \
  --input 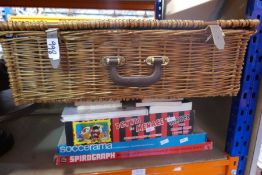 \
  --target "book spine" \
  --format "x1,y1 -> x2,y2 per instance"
119,141 -> 213,158
57,132 -> 207,156
55,141 -> 213,165
55,152 -> 118,165
149,102 -> 192,114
